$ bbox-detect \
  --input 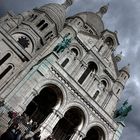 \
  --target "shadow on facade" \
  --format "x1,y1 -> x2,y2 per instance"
24,84 -> 63,125
83,126 -> 105,140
